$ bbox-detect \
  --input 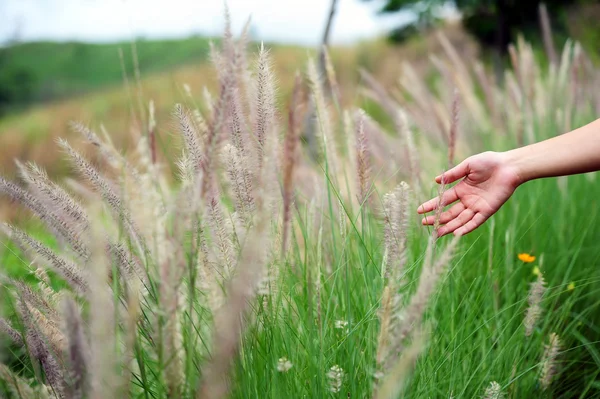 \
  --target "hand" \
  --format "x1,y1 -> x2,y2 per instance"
417,151 -> 522,237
